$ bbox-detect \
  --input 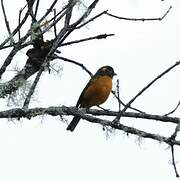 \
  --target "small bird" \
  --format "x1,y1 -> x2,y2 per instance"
67,66 -> 117,132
